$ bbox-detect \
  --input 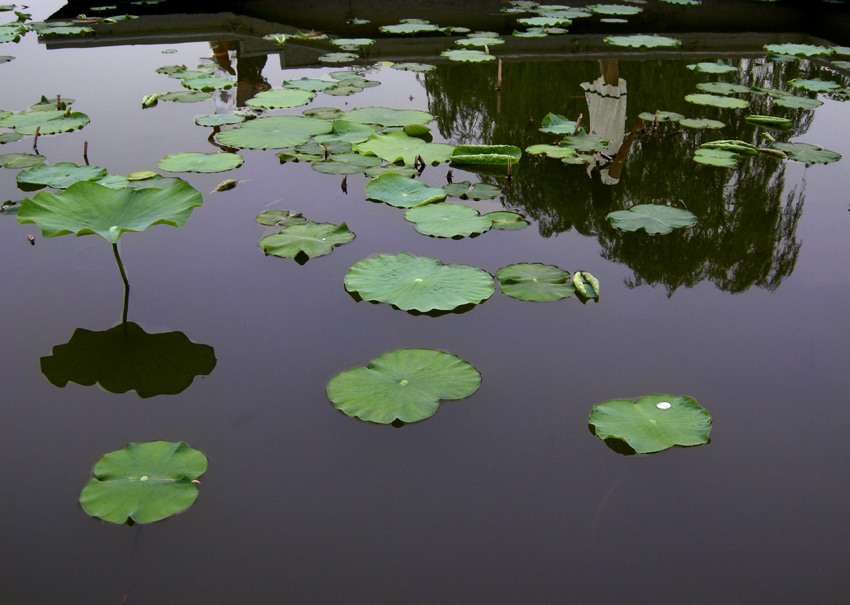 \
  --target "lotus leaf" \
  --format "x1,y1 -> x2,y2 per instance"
158,152 -> 243,173
277,150 -> 322,163
451,145 -> 521,165
126,170 -> 158,181
745,115 -> 791,129
282,77 -> 337,91
443,181 -> 501,200
0,132 -> 22,144
403,124 -> 431,138
686,61 -> 737,73
168,69 -> 210,80
526,144 -> 582,160
42,323 -> 215,397
159,90 -> 211,103
539,112 -> 578,134
513,29 -> 549,38
125,175 -> 184,190
572,271 -> 599,299
604,34 -> 681,48
364,173 -> 446,207
304,106 -> 342,119
773,95 -> 822,109
215,115 -> 332,150
329,70 -> 365,81
0,55 -> 13,63
17,162 -> 106,188
638,110 -> 684,122
788,78 -> 841,92
0,24 -> 25,43
156,64 -> 186,74
355,131 -> 454,165
93,175 -> 131,190
485,211 -> 528,230
194,113 -> 244,127
695,82 -> 751,95
327,349 -> 481,424
379,22 -> 440,34
246,88 -> 315,109
323,83 -> 364,97
319,52 -> 358,63
311,153 -> 381,174
0,109 -> 89,134
588,4 -> 642,15
296,140 -> 353,156
559,130 -> 610,152
832,60 -> 850,69
0,152 -> 44,168
364,164 -> 418,178
404,202 -> 492,238
256,210 -> 306,227
833,46 -> 850,56
391,62 -> 435,72
763,43 -> 834,57
606,204 -> 697,235
344,252 -> 494,312
33,23 -> 93,35
339,106 -> 432,127
441,49 -> 495,62
685,94 -> 748,109
259,220 -> 354,260
770,142 -> 841,164
496,263 -> 574,301
79,441 -> 208,524
536,8 -> 591,18
455,37 -> 505,48
182,75 -> 233,91
693,148 -> 737,167
17,179 -> 203,244
679,118 -> 725,129
588,394 -> 712,454
517,15 -> 573,26
660,0 -> 700,4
